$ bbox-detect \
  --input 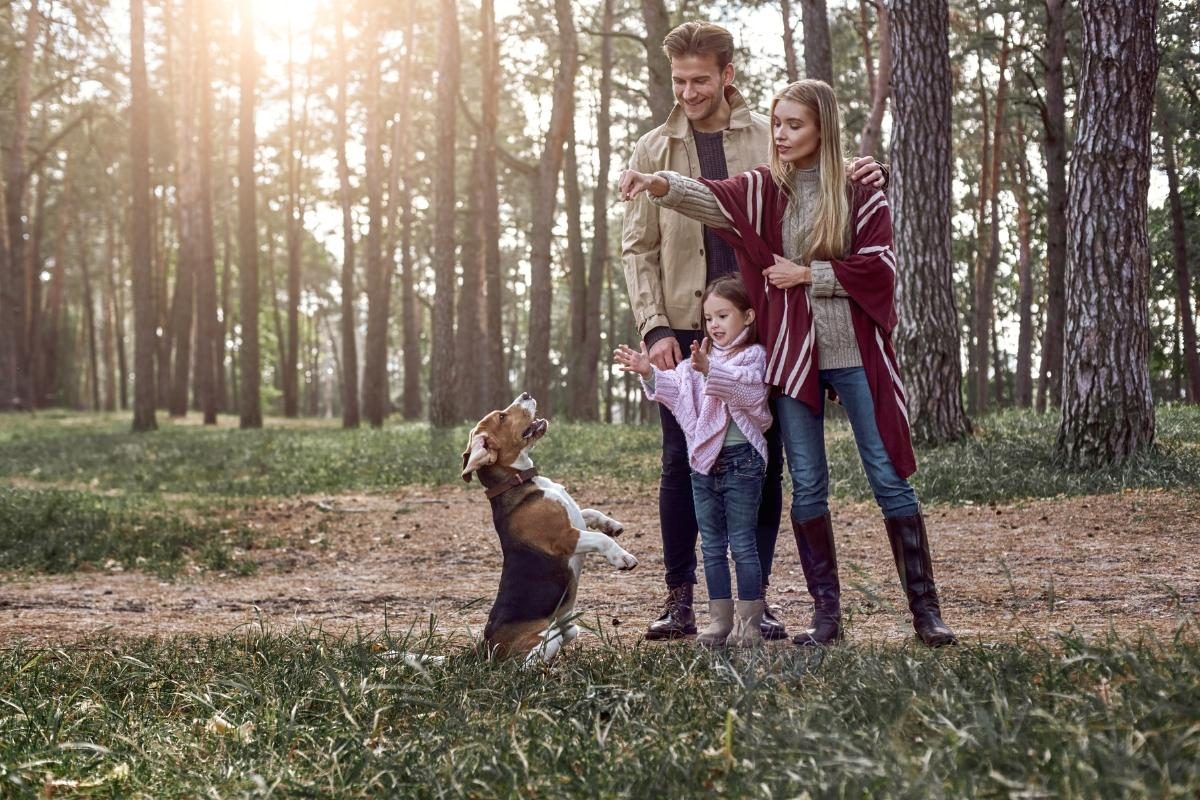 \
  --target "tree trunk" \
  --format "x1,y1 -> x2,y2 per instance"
170,0 -> 198,418
362,22 -> 390,427
858,1 -> 890,158
335,5 -> 360,428
131,0 -> 157,431
193,0 -> 218,425
40,160 -> 70,408
524,0 -> 578,411
399,0 -> 422,419
1012,121 -> 1035,408
972,19 -> 1010,415
478,0 -> 507,410
565,127 -> 588,419
2,0 -> 40,411
1161,125 -> 1200,402
282,18 -> 302,418
1037,0 -> 1069,412
889,0 -> 971,445
1057,0 -> 1158,466
25,167 -> 48,406
101,215 -> 118,411
641,0 -> 674,127
154,176 -> 172,408
429,0 -> 461,426
800,0 -> 833,84
454,145 -> 484,418
781,0 -> 800,83
237,0 -> 261,428
107,212 -> 130,411
79,219 -> 101,411
579,0 -> 616,422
